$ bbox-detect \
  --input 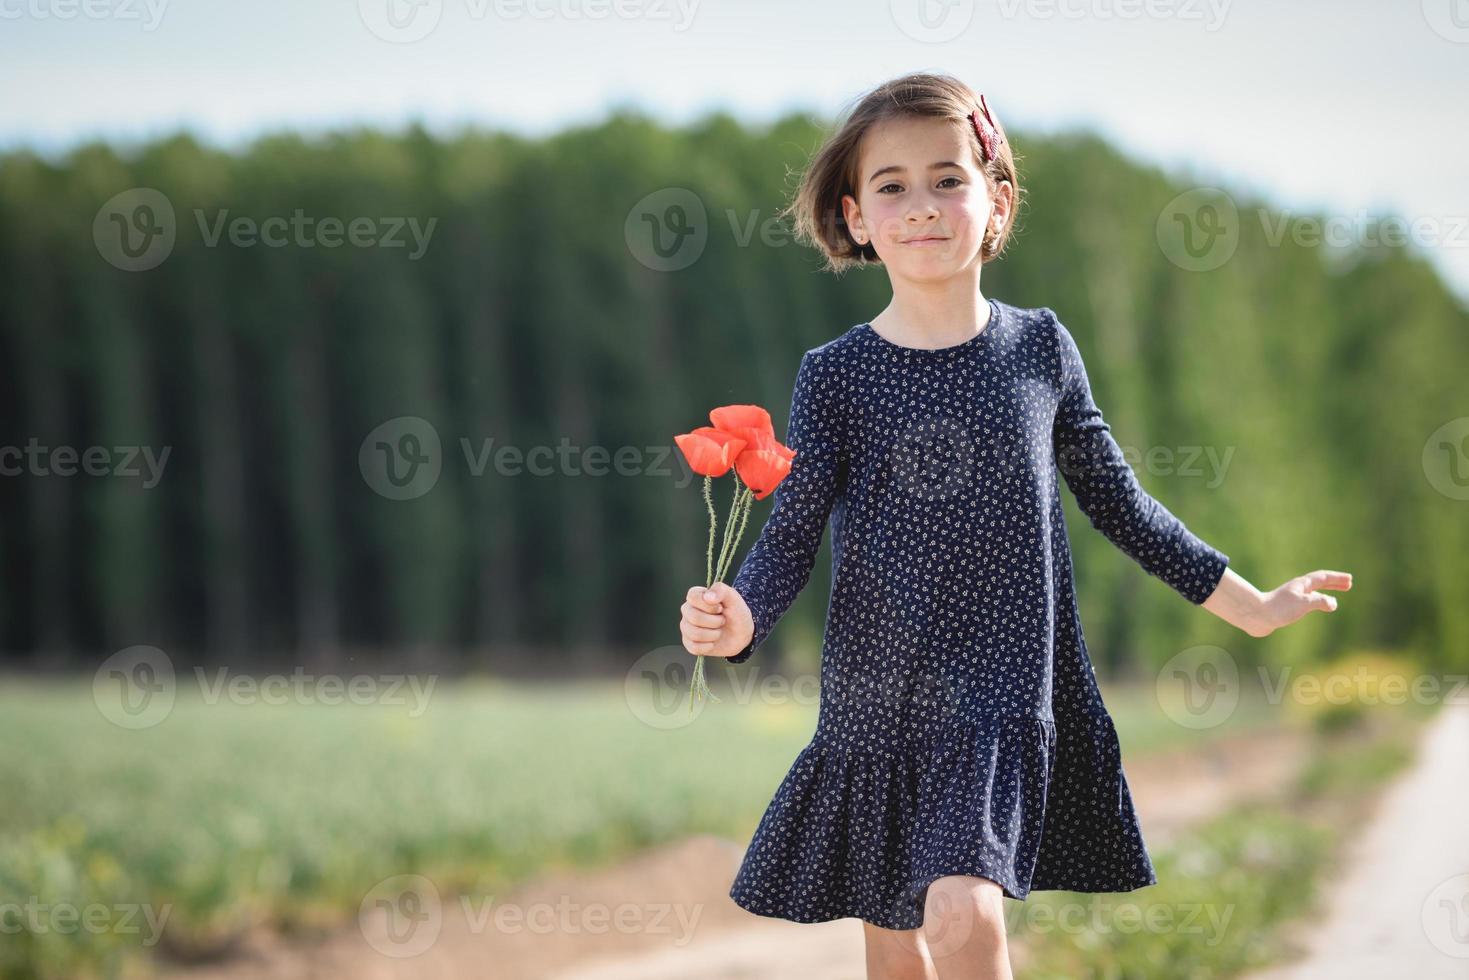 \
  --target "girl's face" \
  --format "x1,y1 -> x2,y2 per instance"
840,114 -> 1012,281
